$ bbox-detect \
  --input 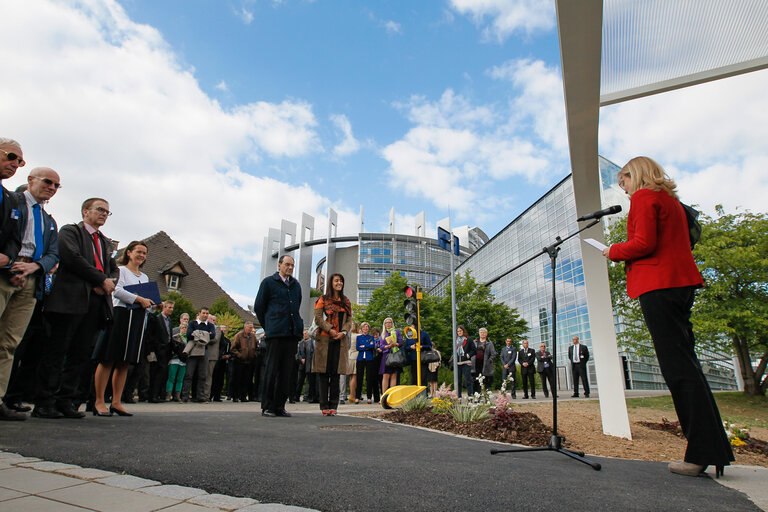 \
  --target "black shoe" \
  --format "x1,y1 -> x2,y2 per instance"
123,398 -> 136,404
57,403 -> 86,419
0,404 -> 27,421
262,410 -> 276,417
193,398 -> 206,403
213,398 -> 222,402
109,405 -> 133,417
531,395 -> 536,399
148,398 -> 160,404
6,401 -> 32,413
92,406 -> 112,417
584,394 -> 590,398
276,409 -> 292,417
511,394 -> 517,399
522,395 -> 529,399
288,399 -> 296,404
233,398 -> 240,402
572,393 -> 579,398
544,392 -> 549,398
32,405 -> 64,419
